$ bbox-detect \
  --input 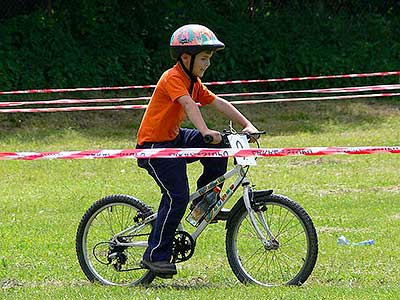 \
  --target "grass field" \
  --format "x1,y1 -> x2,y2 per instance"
1,99 -> 399,299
